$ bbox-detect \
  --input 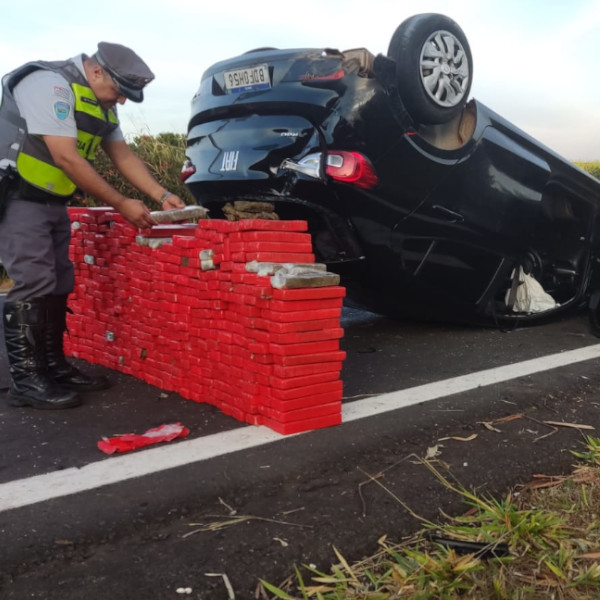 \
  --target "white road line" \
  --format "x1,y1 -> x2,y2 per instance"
1,343 -> 600,513
343,343 -> 600,421
0,426 -> 290,513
